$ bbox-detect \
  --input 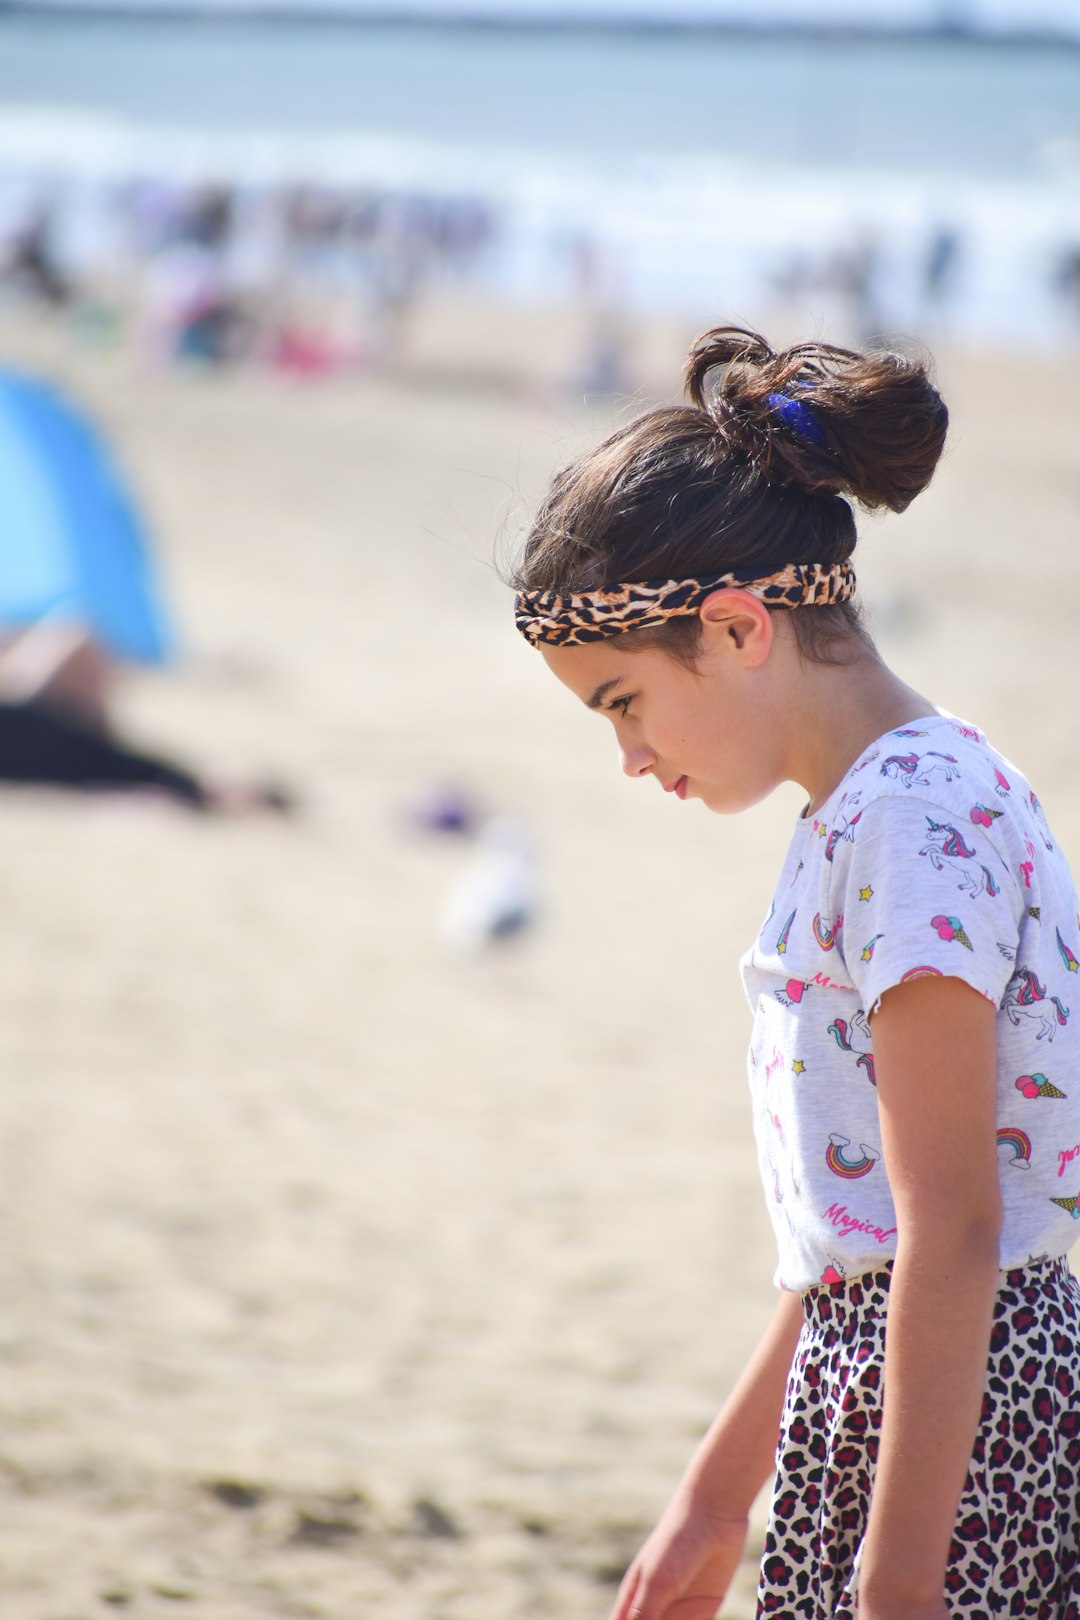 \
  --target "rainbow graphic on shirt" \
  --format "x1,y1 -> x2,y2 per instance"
825,1134 -> 879,1179
1015,1073 -> 1067,1100
996,1127 -> 1032,1169
1056,929 -> 1079,974
776,909 -> 796,956
1050,1194 -> 1080,1220
899,965 -> 944,983
812,912 -> 842,951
